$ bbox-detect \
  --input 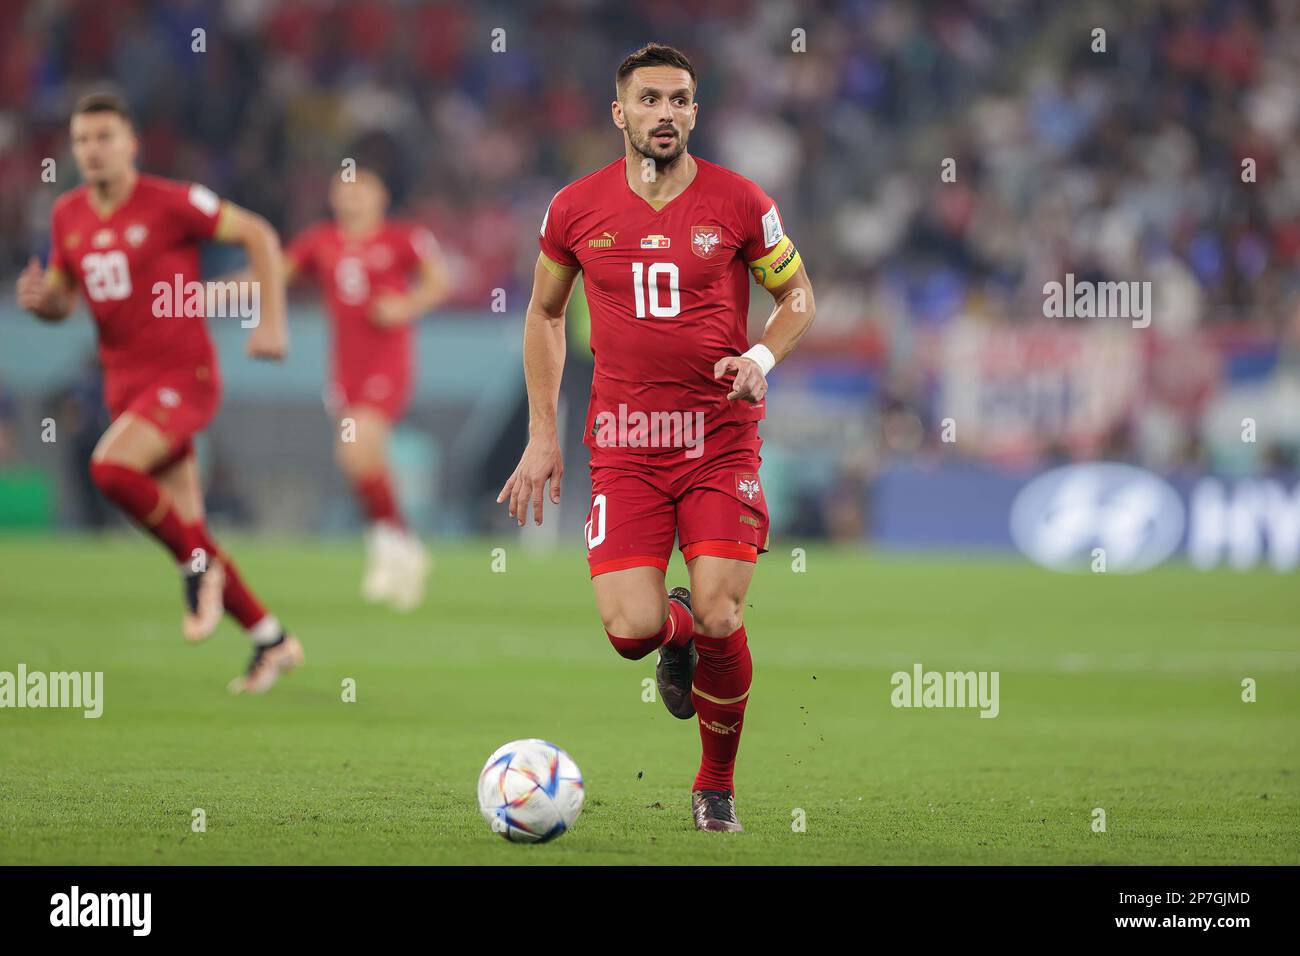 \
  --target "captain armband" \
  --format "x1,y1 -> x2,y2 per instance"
538,251 -> 578,282
747,236 -> 801,291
